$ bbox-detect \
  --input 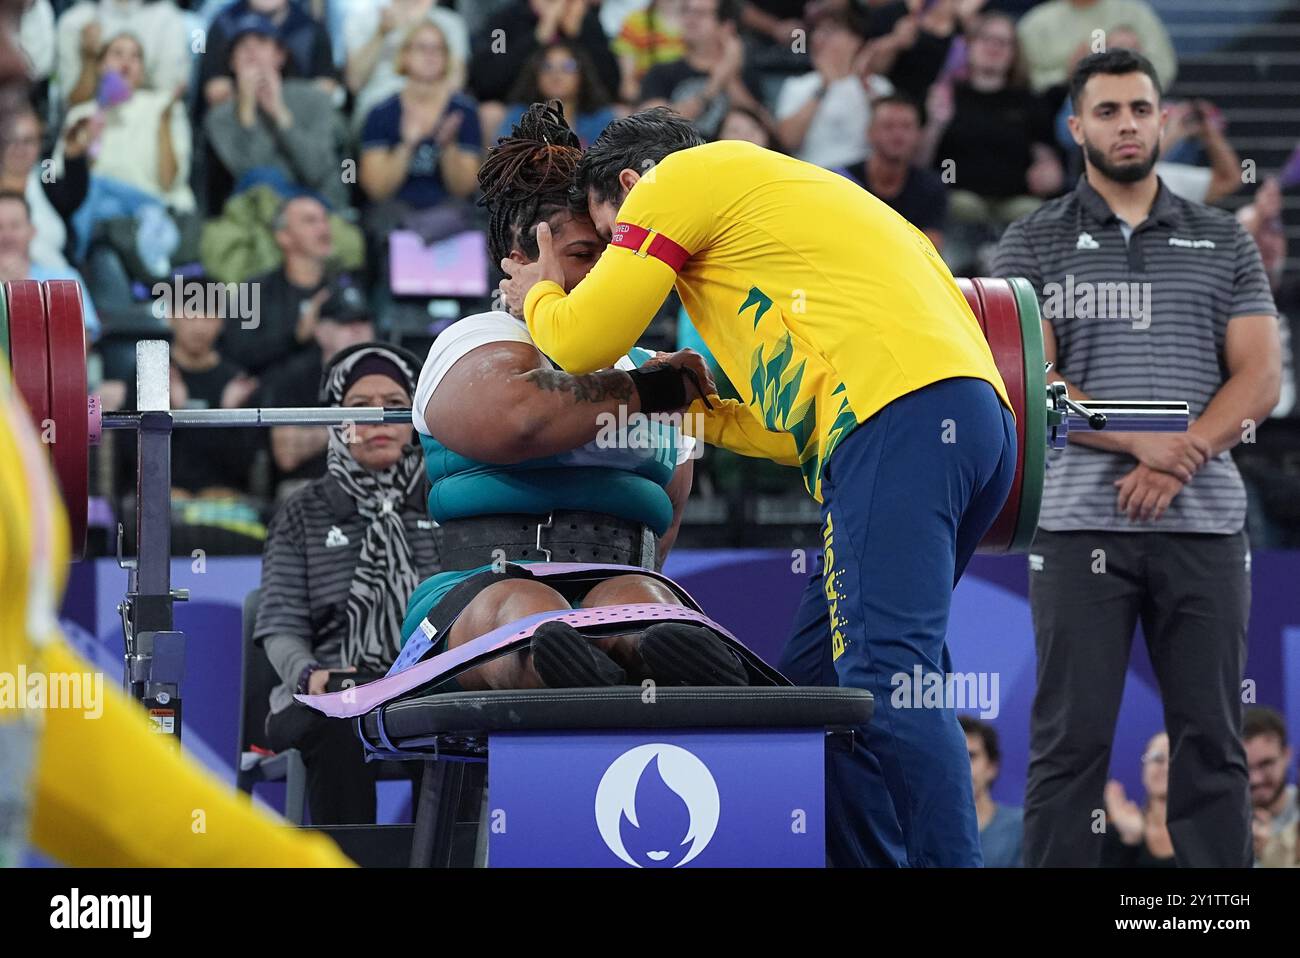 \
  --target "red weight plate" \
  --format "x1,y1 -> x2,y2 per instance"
44,280 -> 89,559
5,280 -> 50,429
974,278 -> 1026,553
955,277 -> 986,335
